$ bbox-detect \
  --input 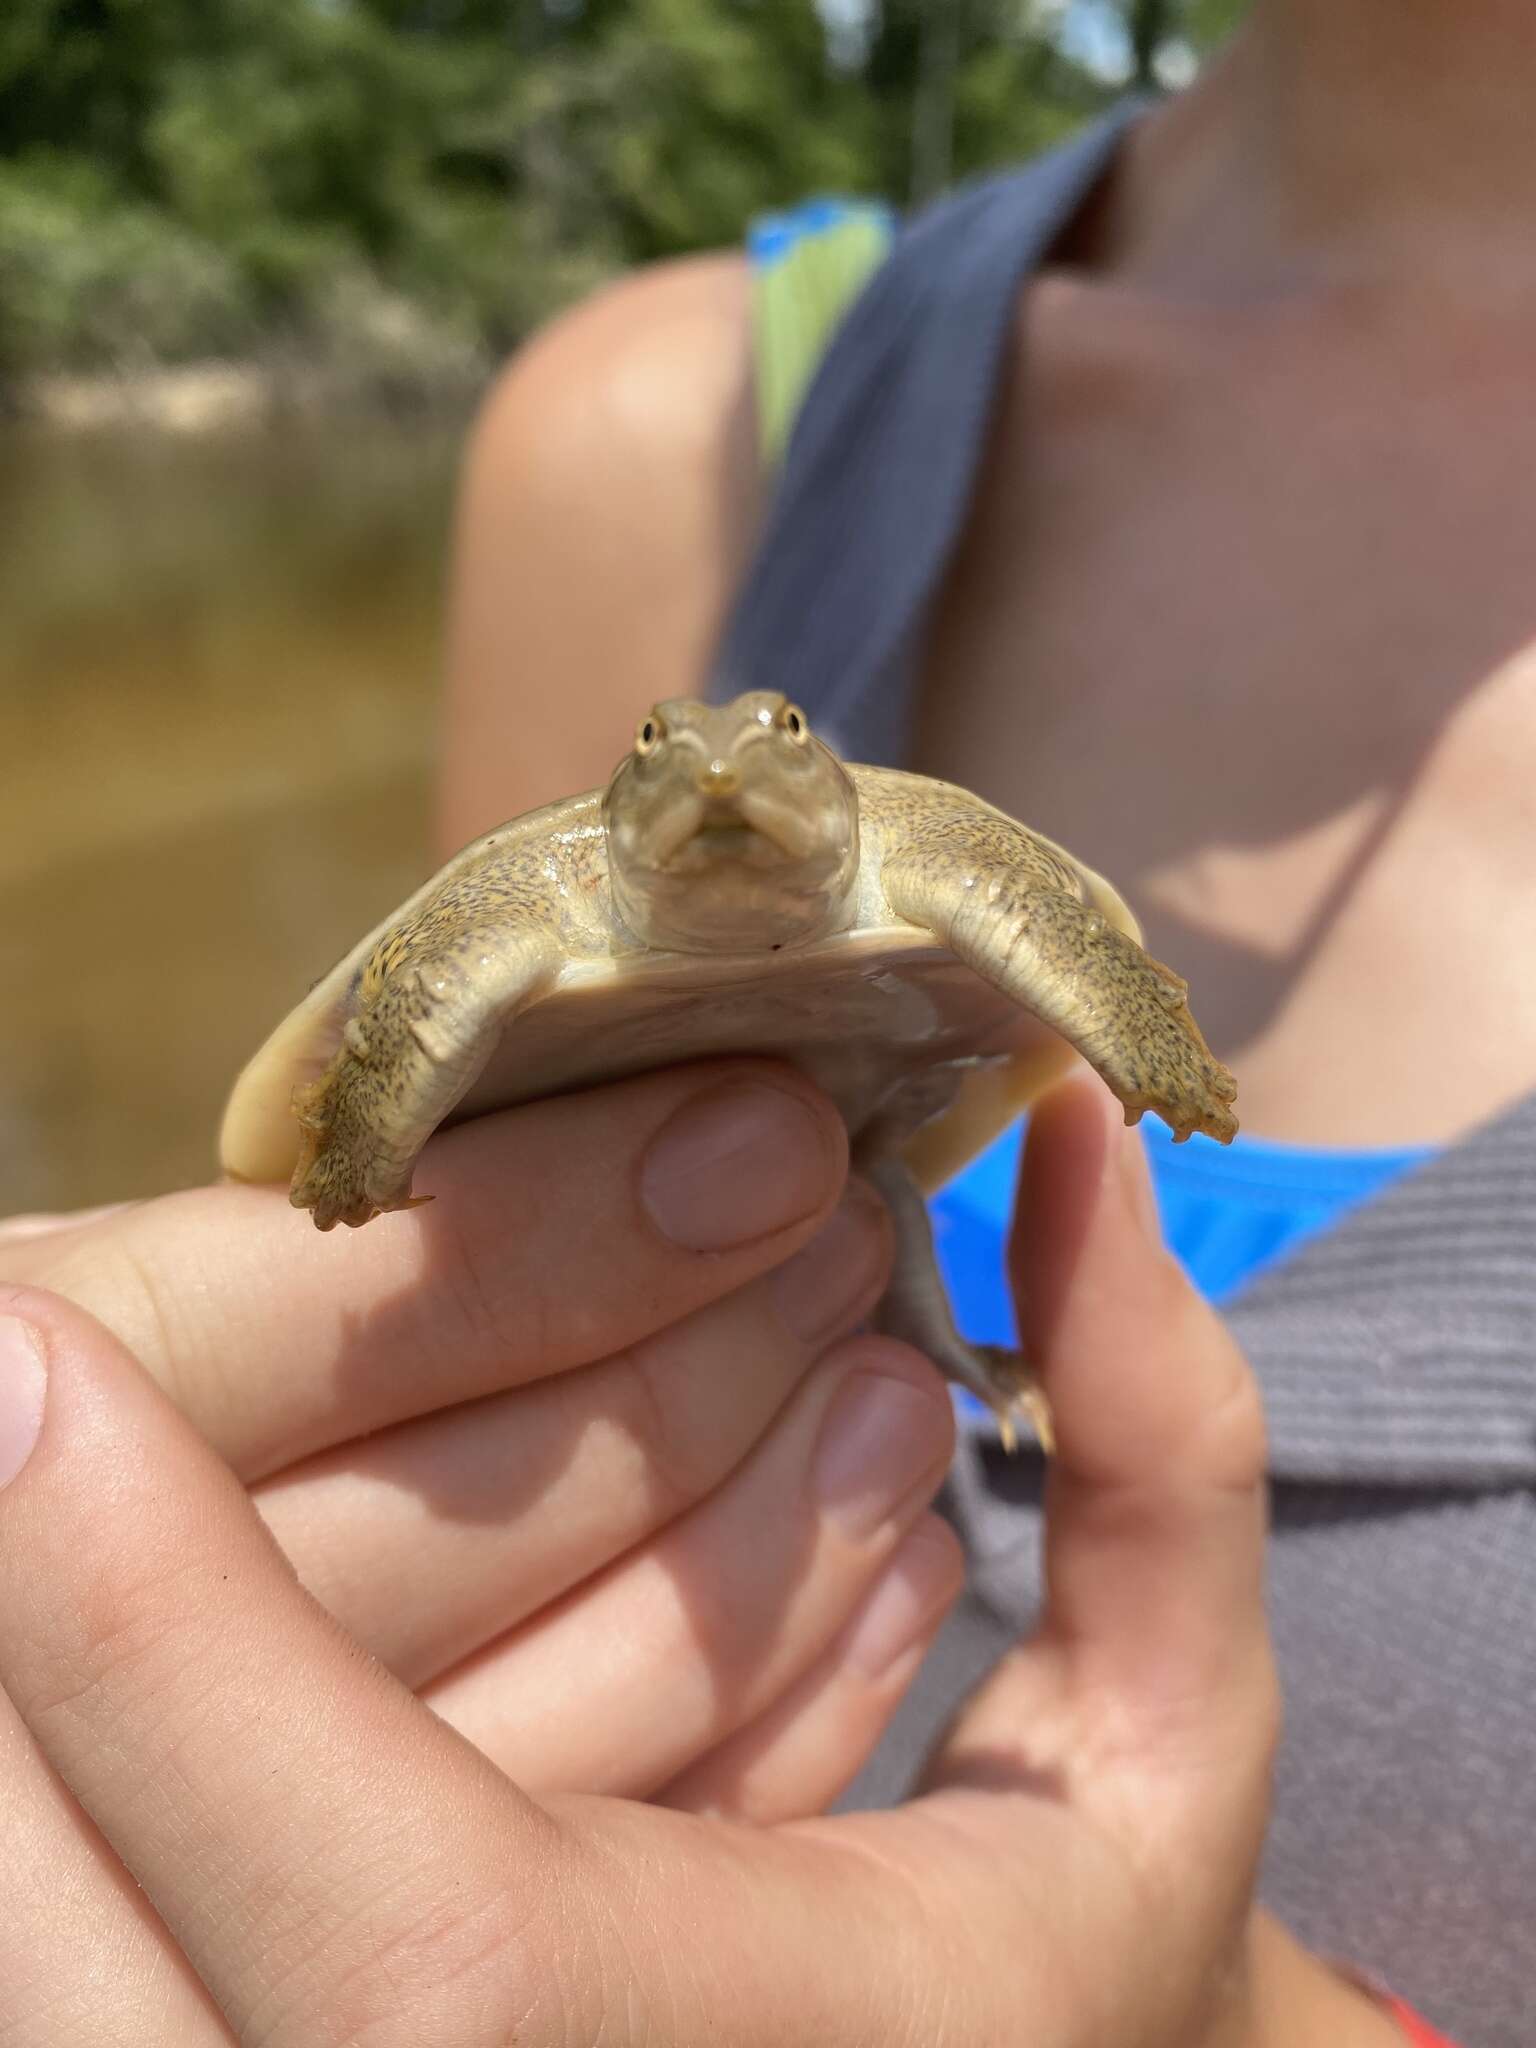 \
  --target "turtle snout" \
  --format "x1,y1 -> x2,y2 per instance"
697,758 -> 741,798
